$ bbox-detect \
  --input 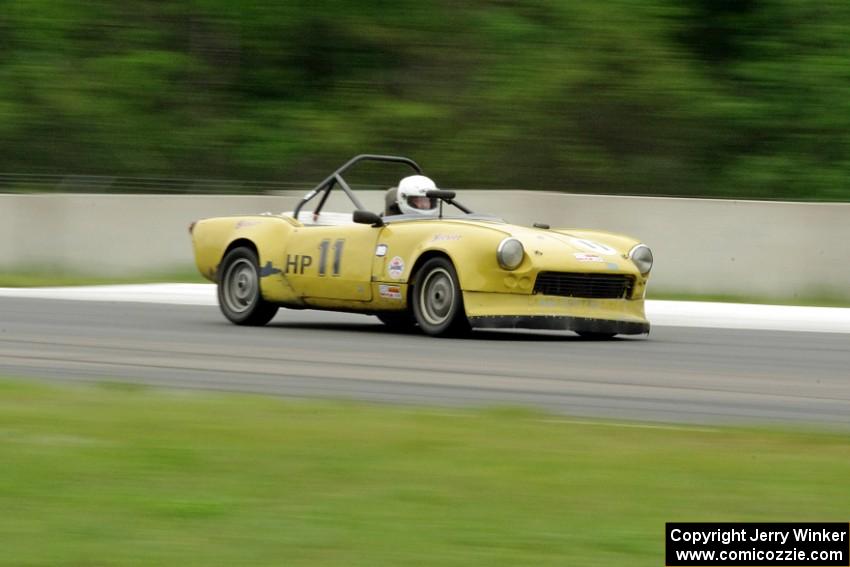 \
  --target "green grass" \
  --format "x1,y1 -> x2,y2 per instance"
0,269 -> 207,287
650,291 -> 850,308
1,378 -> 848,566
2,267 -> 849,309
3,271 -> 849,307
